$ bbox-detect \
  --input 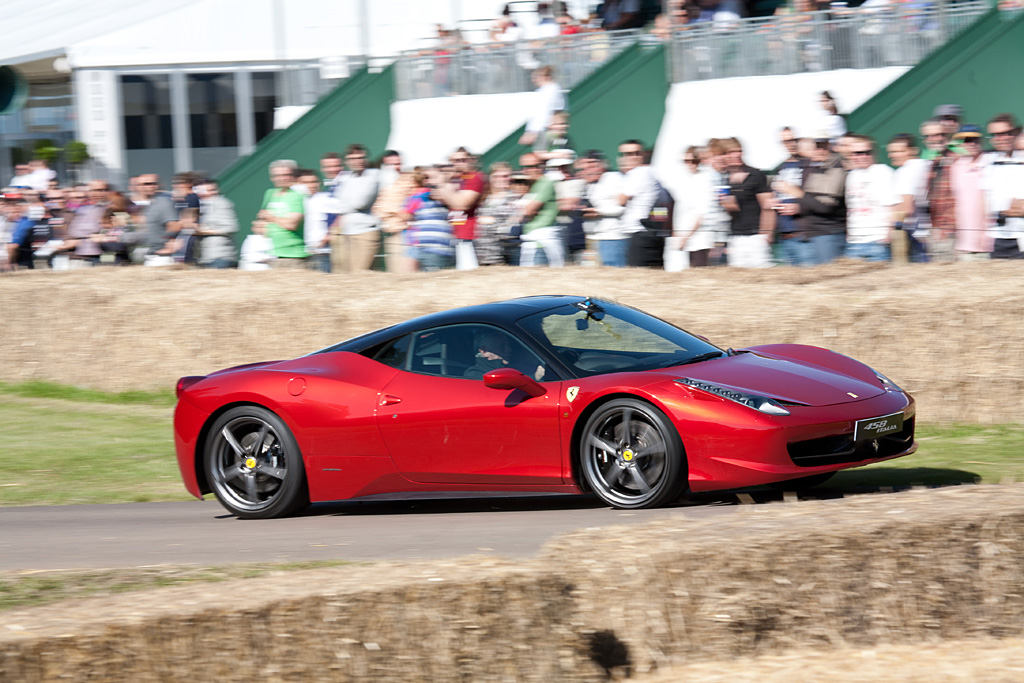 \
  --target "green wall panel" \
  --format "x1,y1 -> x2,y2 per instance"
847,8 -> 1024,156
218,65 -> 395,240
479,44 -> 669,171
